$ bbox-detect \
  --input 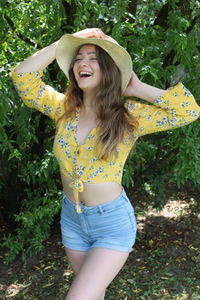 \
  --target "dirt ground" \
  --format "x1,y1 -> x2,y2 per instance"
0,185 -> 200,299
